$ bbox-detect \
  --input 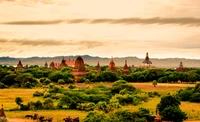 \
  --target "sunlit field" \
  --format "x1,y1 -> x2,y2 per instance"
1,83 -> 199,121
